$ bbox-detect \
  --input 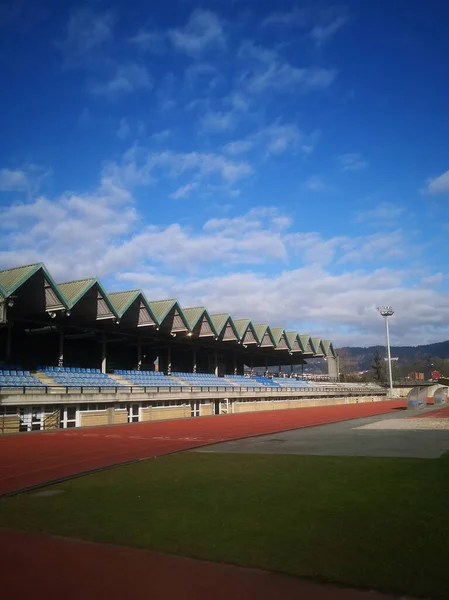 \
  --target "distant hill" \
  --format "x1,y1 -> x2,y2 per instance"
337,340 -> 449,374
